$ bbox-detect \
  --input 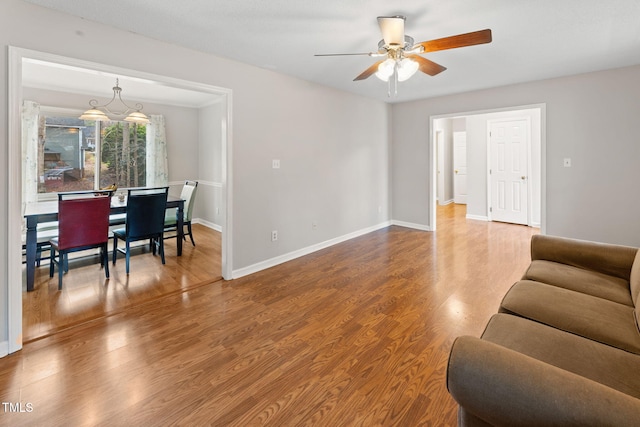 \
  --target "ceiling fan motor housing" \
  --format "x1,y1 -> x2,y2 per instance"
378,36 -> 415,53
